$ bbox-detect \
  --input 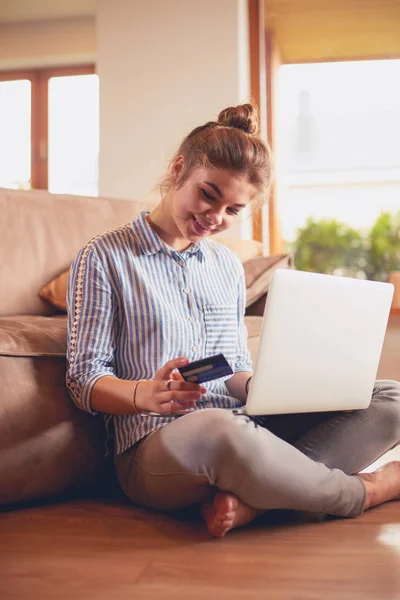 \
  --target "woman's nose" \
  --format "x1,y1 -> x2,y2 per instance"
206,211 -> 223,226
